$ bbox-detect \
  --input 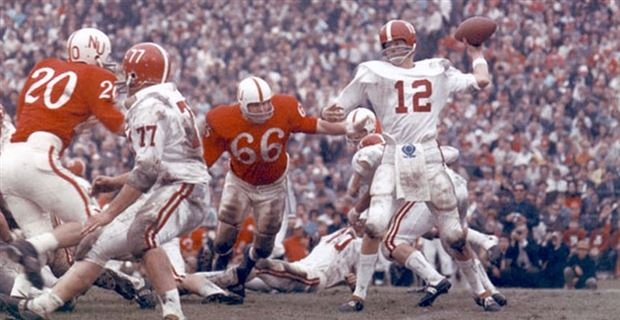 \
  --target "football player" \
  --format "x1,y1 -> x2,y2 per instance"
342,109 -> 504,312
321,19 -> 495,312
0,42 -> 209,320
0,28 -> 124,294
208,225 -> 361,294
202,76 -> 346,297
